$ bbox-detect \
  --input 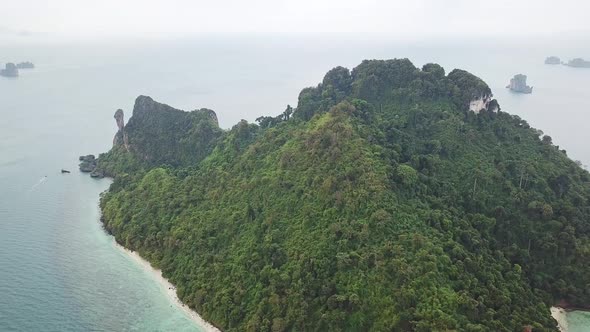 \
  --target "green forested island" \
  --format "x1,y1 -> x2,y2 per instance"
88,59 -> 590,331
